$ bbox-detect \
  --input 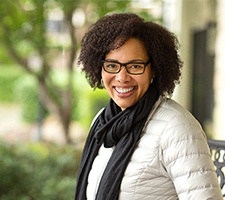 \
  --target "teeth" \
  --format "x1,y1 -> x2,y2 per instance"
115,87 -> 134,94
